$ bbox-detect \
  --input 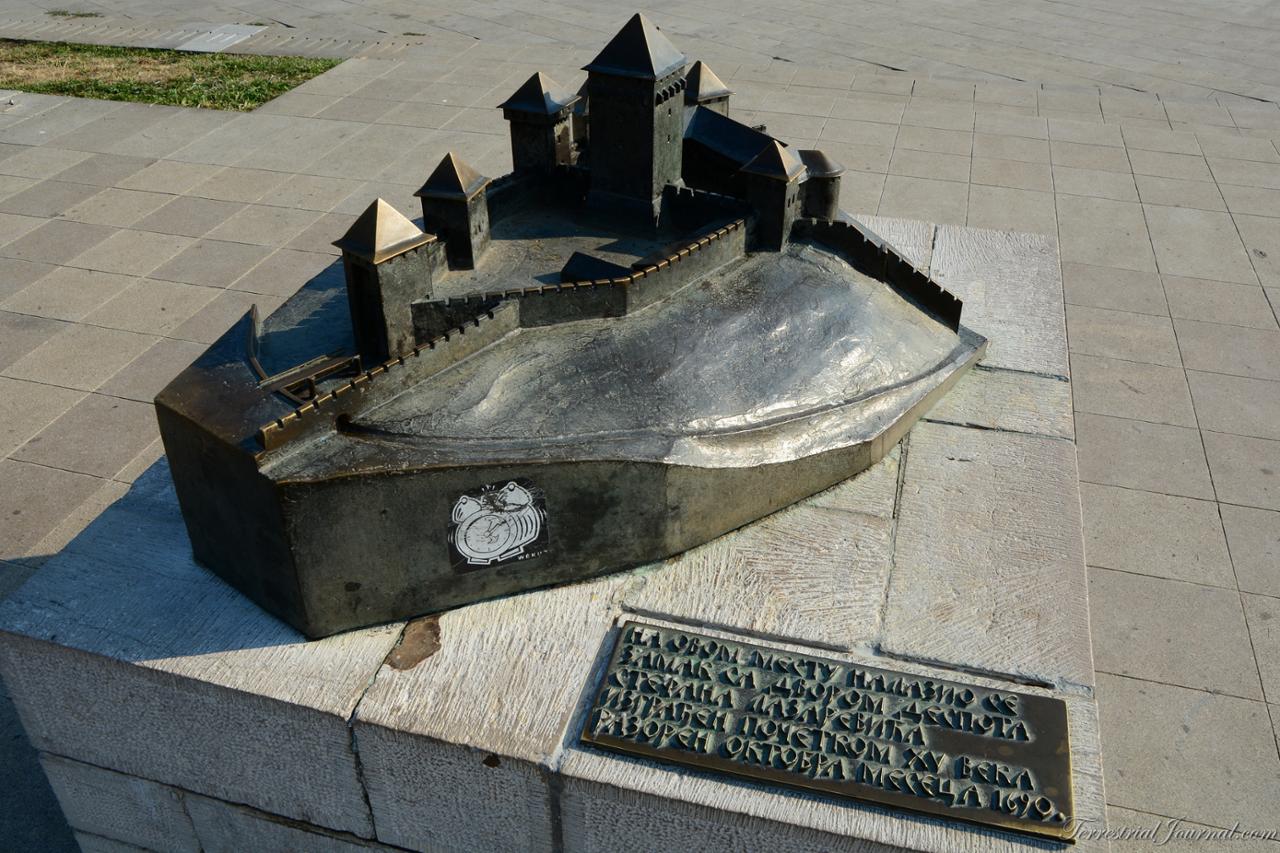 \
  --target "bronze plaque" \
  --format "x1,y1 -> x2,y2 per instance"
582,622 -> 1074,841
